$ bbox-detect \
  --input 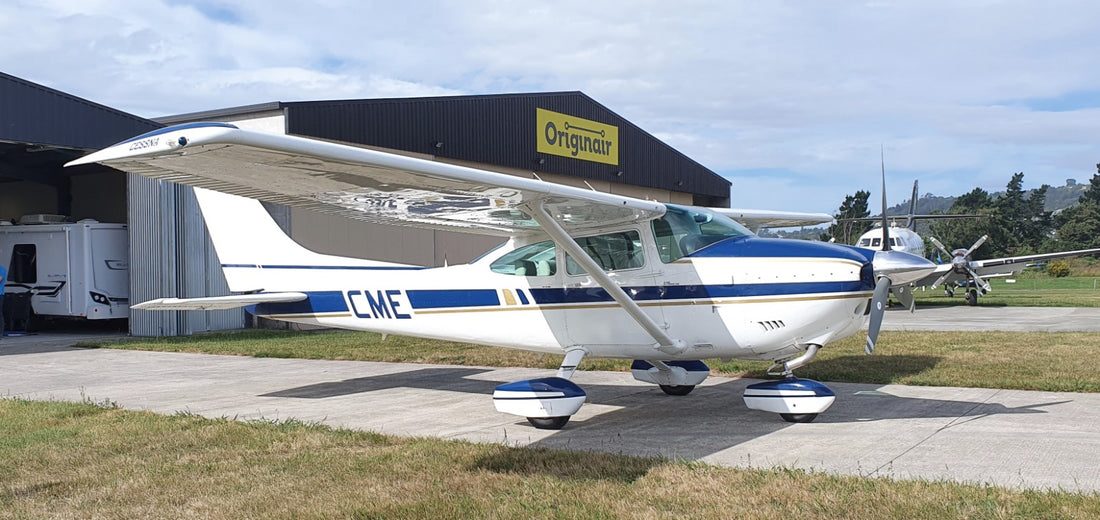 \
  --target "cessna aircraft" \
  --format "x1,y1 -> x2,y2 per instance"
850,181 -> 1100,306
67,122 -> 936,429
